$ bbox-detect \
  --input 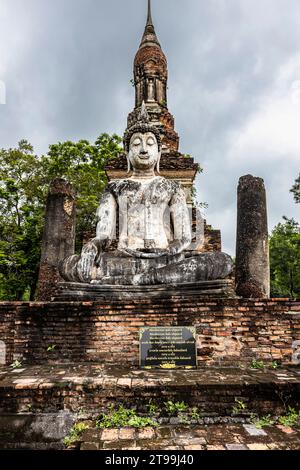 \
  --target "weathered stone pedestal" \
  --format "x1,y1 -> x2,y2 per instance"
54,280 -> 235,301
